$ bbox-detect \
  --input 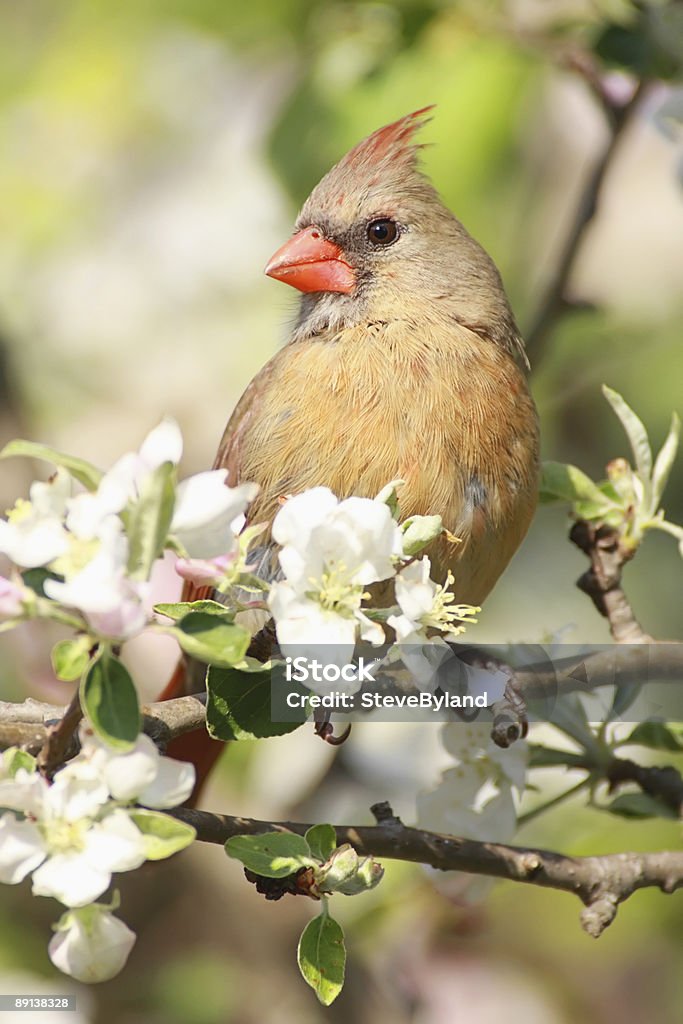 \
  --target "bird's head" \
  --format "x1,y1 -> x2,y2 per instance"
265,107 -> 523,358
